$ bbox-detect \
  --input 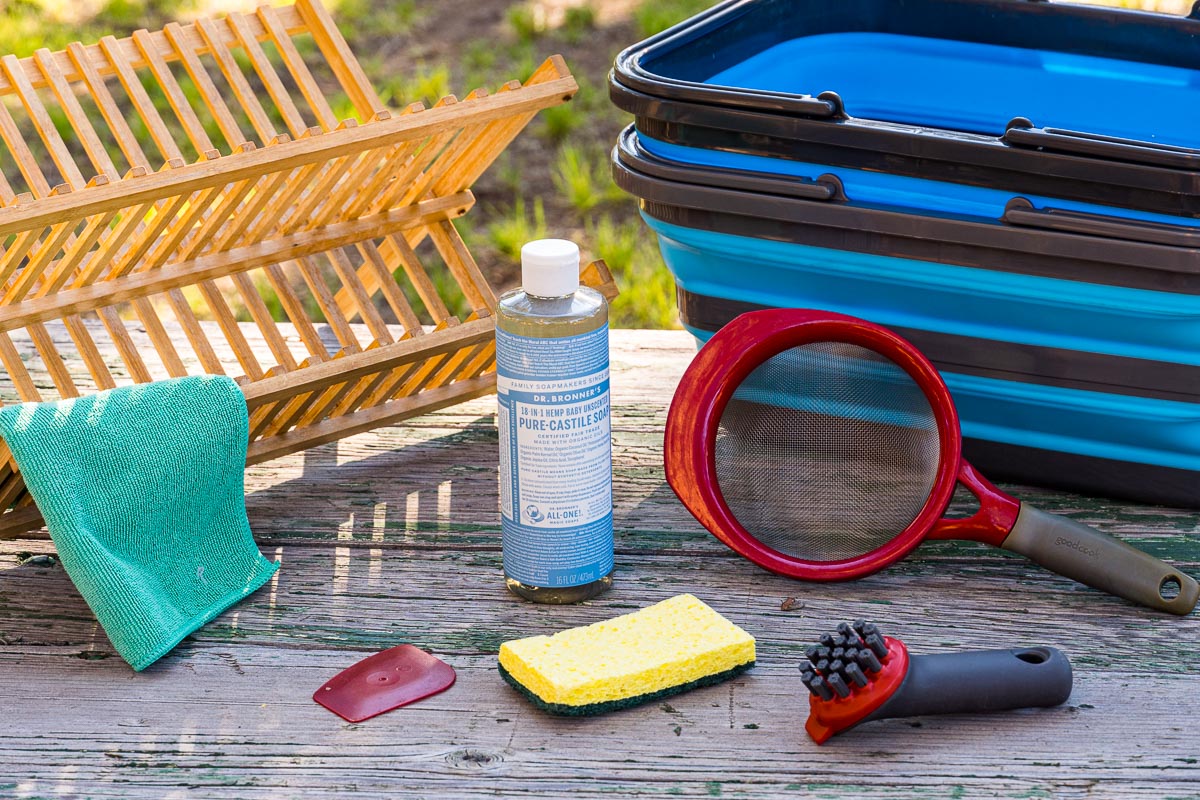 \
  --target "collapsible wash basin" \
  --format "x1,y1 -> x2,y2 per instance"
611,128 -> 1200,506
610,0 -> 1200,218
